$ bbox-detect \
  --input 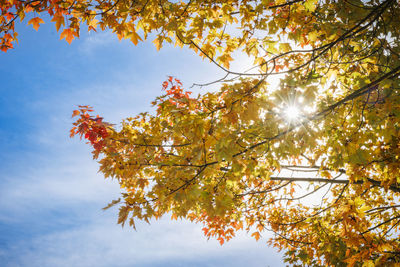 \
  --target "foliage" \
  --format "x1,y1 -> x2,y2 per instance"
3,0 -> 400,265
